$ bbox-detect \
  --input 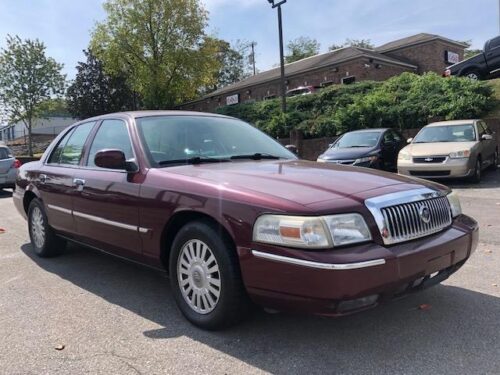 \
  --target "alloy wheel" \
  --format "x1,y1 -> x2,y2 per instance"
177,239 -> 221,314
30,206 -> 46,249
